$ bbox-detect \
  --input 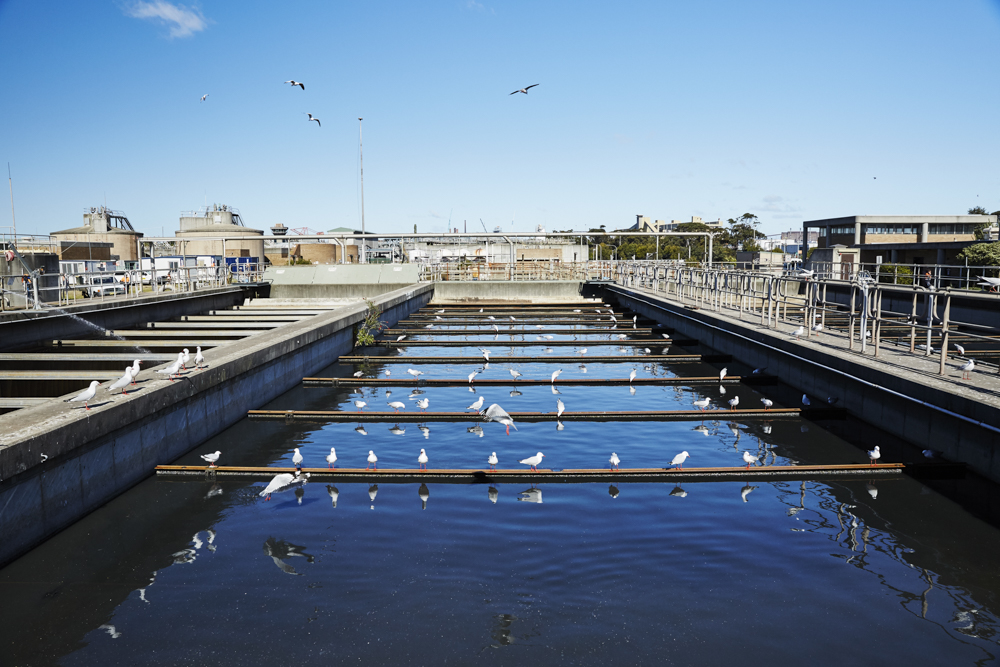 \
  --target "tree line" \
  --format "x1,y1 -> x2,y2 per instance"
586,213 -> 767,263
